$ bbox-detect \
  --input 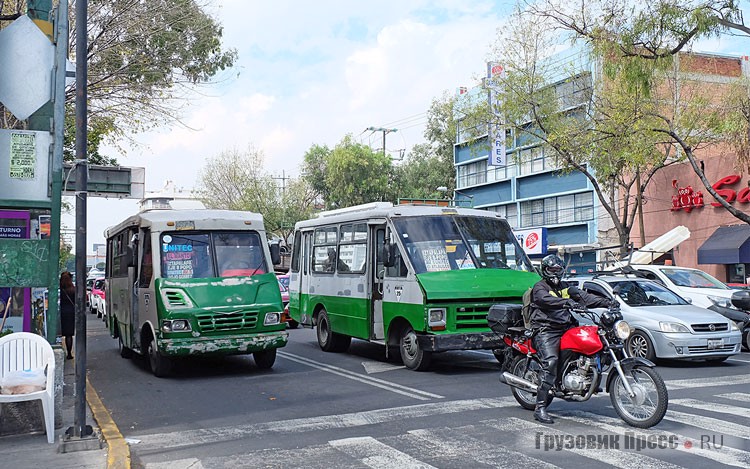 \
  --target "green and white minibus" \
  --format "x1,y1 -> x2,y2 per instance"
288,202 -> 540,370
105,209 -> 288,377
